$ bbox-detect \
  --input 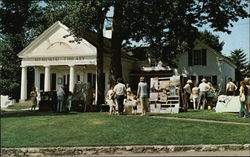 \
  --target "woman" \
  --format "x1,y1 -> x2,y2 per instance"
137,76 -> 148,116
191,84 -> 199,110
238,81 -> 249,118
207,82 -> 215,110
30,87 -> 38,112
